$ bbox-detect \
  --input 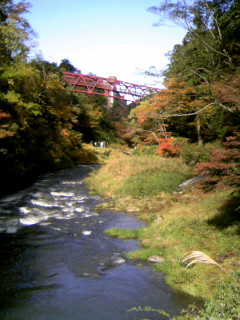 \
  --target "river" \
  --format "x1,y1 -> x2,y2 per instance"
0,165 -> 194,320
